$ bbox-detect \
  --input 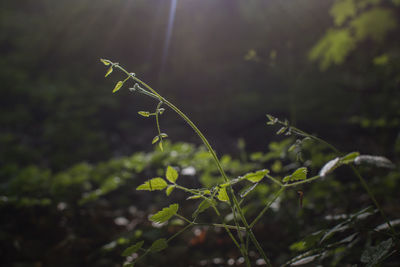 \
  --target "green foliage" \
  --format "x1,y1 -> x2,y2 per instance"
330,0 -> 357,26
243,169 -> 269,183
361,238 -> 394,267
136,178 -> 168,191
283,167 -> 307,183
216,187 -> 229,202
150,204 -> 179,224
309,29 -> 356,70
149,238 -> 168,252
165,166 -> 178,183
310,1 -> 399,70
122,241 -> 144,256
113,81 -> 124,93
